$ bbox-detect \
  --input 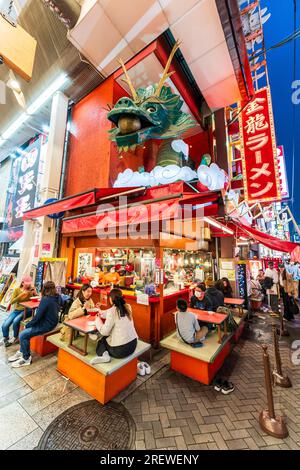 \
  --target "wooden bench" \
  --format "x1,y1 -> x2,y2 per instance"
20,319 -> 61,356
47,333 -> 151,404
160,330 -> 233,385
